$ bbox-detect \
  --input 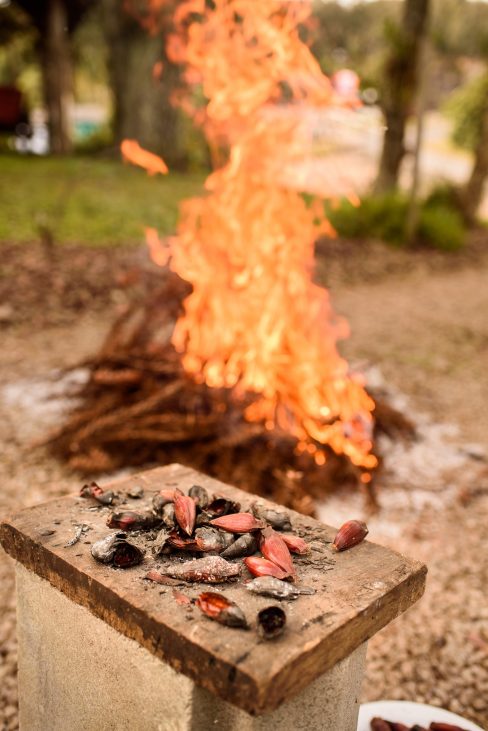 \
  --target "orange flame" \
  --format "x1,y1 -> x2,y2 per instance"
145,227 -> 170,267
120,139 -> 169,175
149,0 -> 377,471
